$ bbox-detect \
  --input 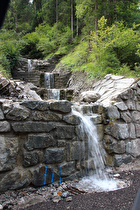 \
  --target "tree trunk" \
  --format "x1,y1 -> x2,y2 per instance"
95,0 -> 97,36
71,0 -> 74,41
56,0 -> 58,43
76,17 -> 78,41
113,0 -> 117,24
